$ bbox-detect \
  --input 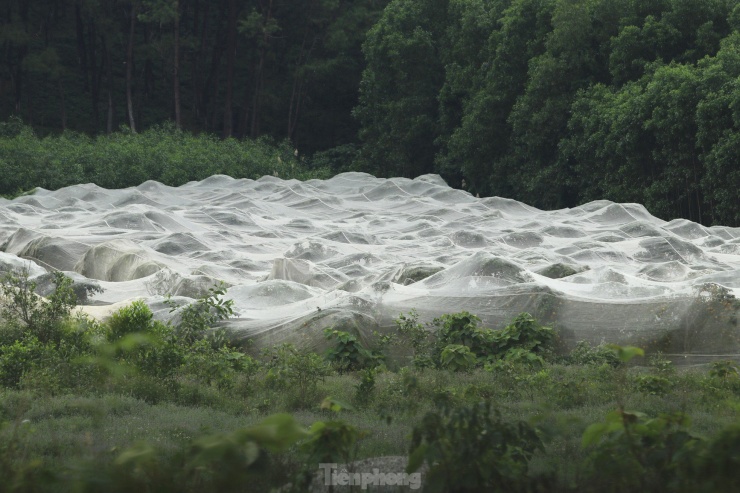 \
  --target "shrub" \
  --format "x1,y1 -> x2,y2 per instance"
582,410 -> 699,492
107,300 -> 155,341
0,270 -> 77,345
394,310 -> 435,369
566,340 -> 622,367
408,400 -> 543,492
181,339 -> 257,391
166,282 -> 234,344
439,344 -> 476,372
430,312 -> 483,365
105,301 -> 184,381
323,328 -> 378,372
635,375 -> 673,396
649,352 -> 675,376
709,360 -> 740,379
0,337 -> 45,388
262,344 -> 333,408
353,367 -> 379,407
492,312 -> 554,356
